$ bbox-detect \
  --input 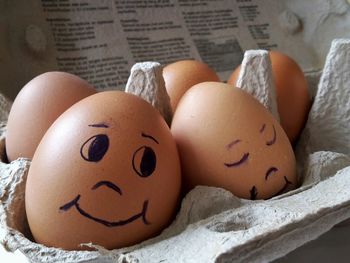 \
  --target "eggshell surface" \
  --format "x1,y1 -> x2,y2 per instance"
163,60 -> 220,112
227,51 -> 311,144
6,71 -> 96,161
171,82 -> 296,200
25,91 -> 181,250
